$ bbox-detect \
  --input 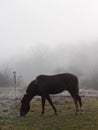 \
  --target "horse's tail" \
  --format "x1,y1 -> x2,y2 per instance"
72,76 -> 79,95
76,79 -> 82,108
76,78 -> 79,95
